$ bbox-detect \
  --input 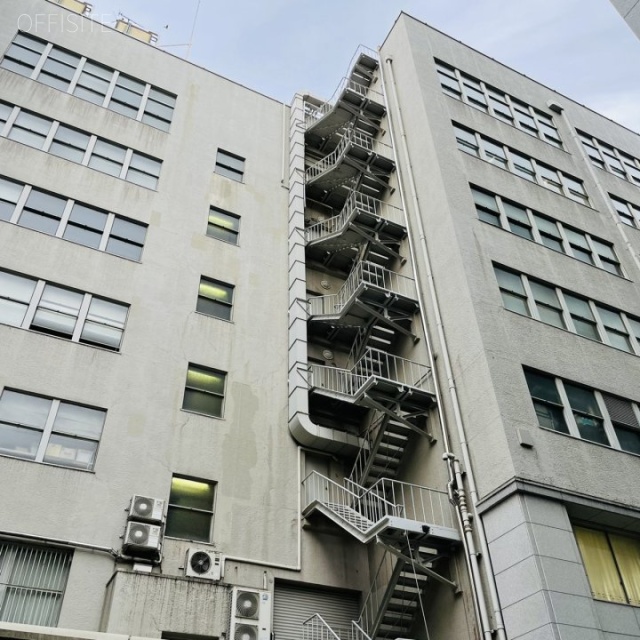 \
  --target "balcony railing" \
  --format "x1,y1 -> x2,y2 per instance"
303,472 -> 455,531
305,77 -> 385,128
308,348 -> 434,398
302,614 -> 372,640
306,128 -> 392,182
305,193 -> 405,245
308,262 -> 417,317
